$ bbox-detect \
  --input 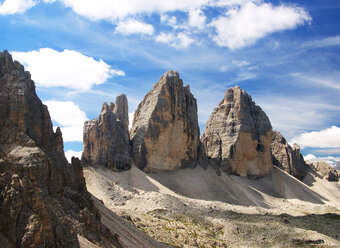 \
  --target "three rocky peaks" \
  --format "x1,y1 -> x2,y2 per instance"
83,70 -> 319,181
1,50 -> 338,247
